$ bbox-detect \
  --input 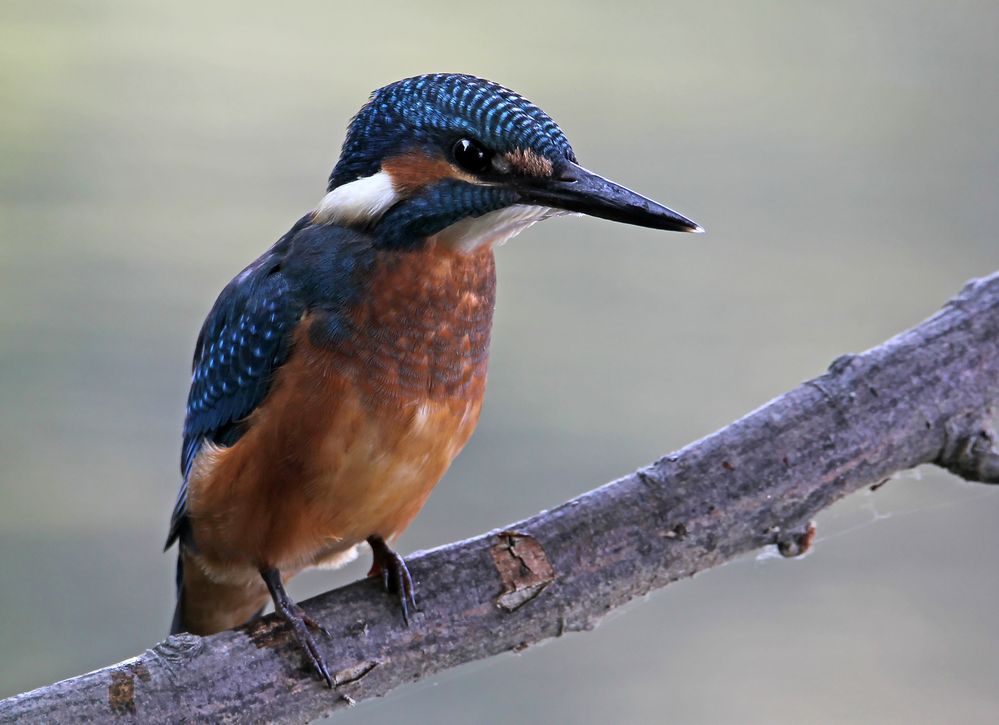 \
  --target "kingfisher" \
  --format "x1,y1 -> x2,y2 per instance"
165,73 -> 701,686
